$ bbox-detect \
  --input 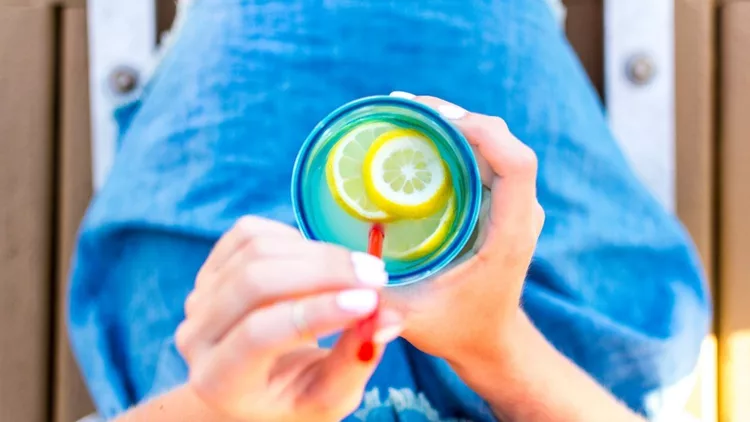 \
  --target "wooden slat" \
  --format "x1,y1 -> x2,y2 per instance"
676,0 -> 717,296
675,2 -> 718,419
0,0 -> 85,7
563,0 -> 605,98
156,0 -> 176,39
718,3 -> 750,421
0,6 -> 55,422
53,6 -> 96,422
